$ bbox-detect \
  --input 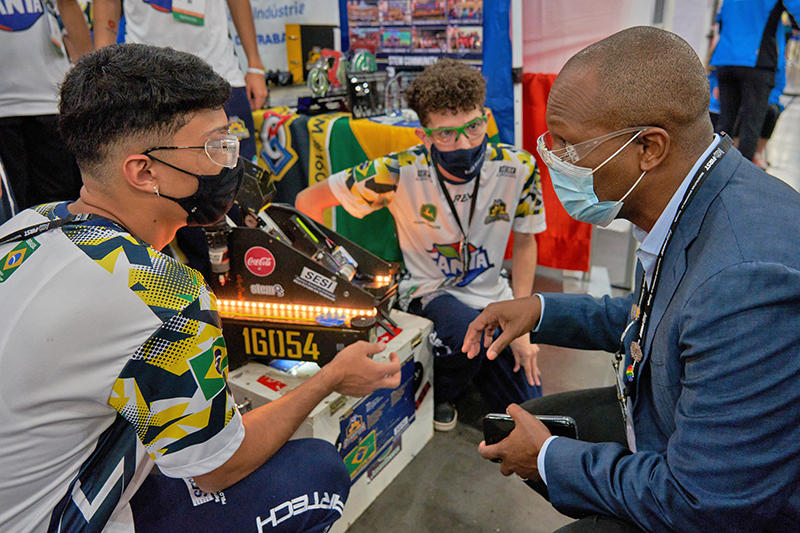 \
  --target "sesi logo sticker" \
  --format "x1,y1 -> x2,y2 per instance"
257,375 -> 287,392
244,246 -> 275,277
